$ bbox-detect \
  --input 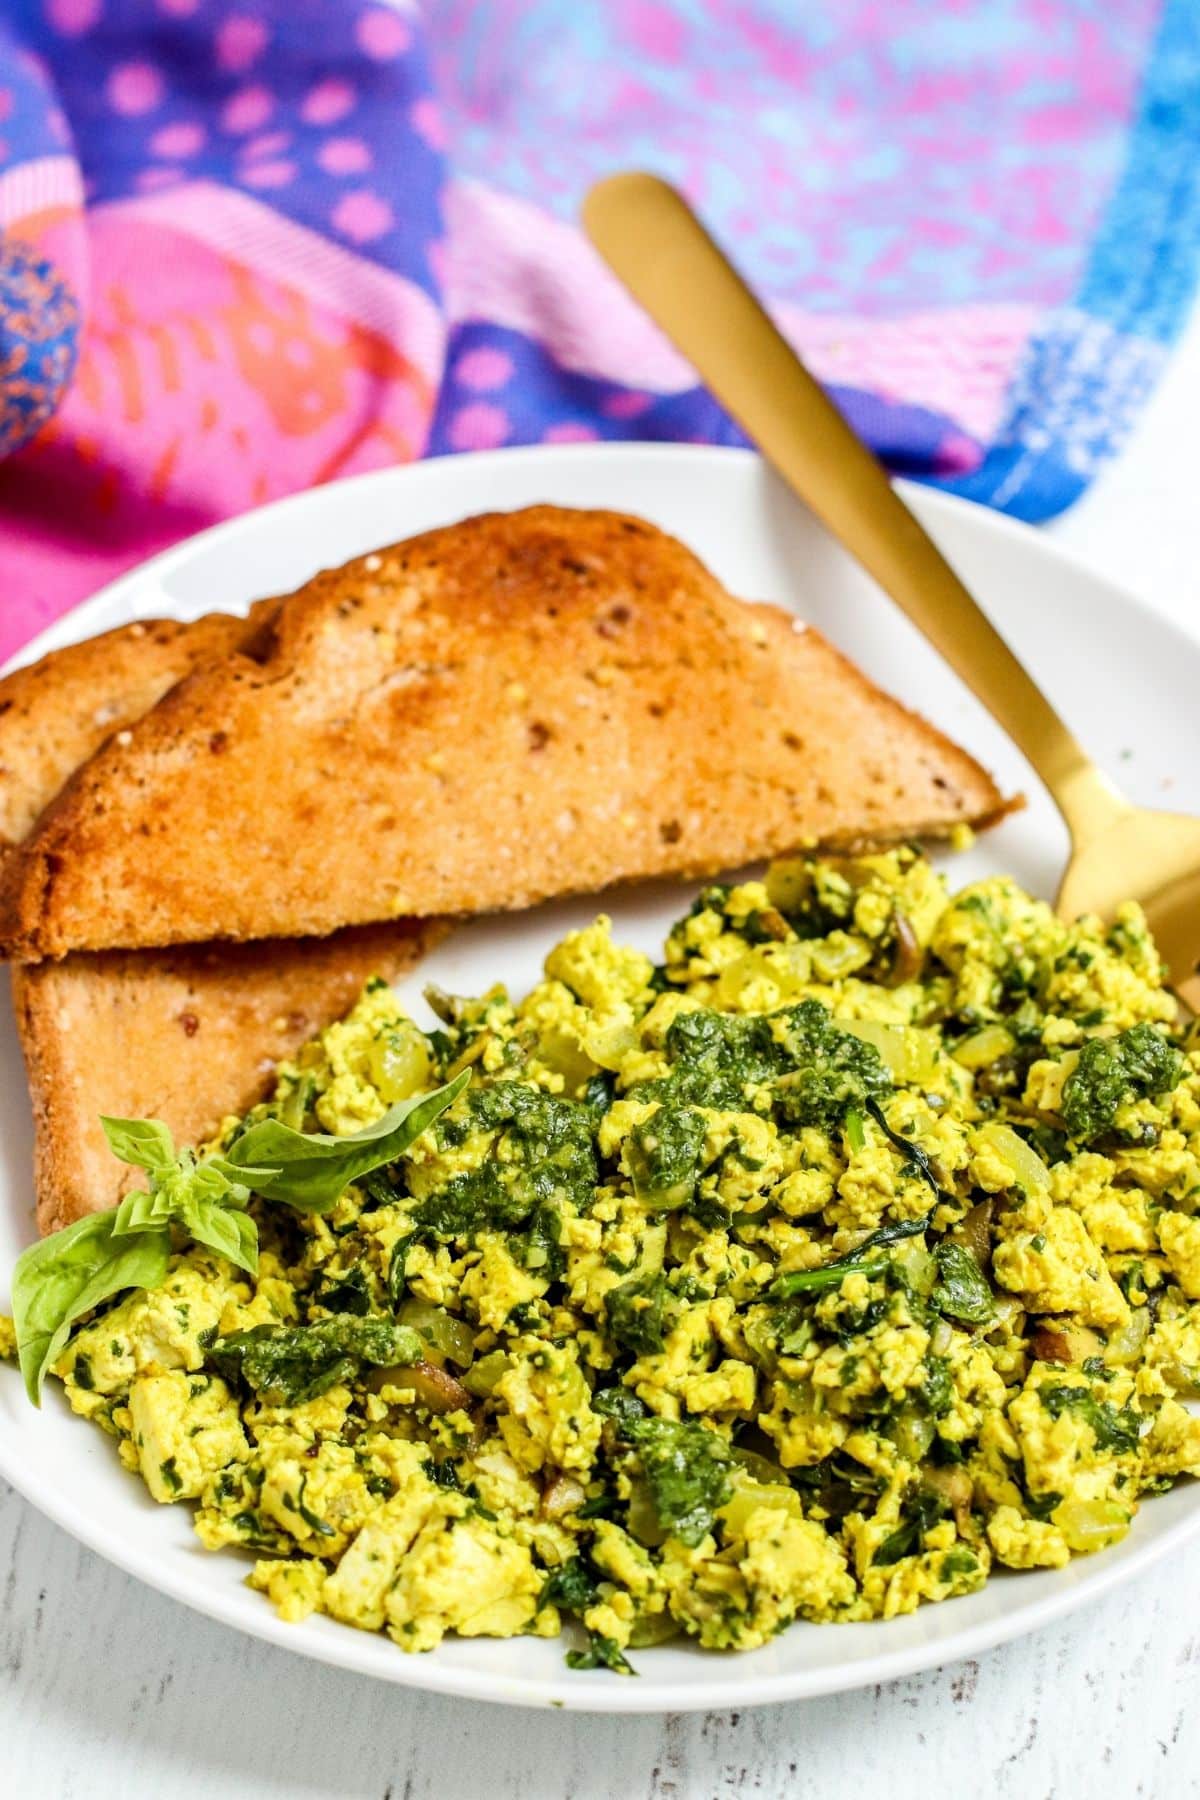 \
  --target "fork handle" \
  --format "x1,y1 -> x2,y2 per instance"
583,173 -> 1126,844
